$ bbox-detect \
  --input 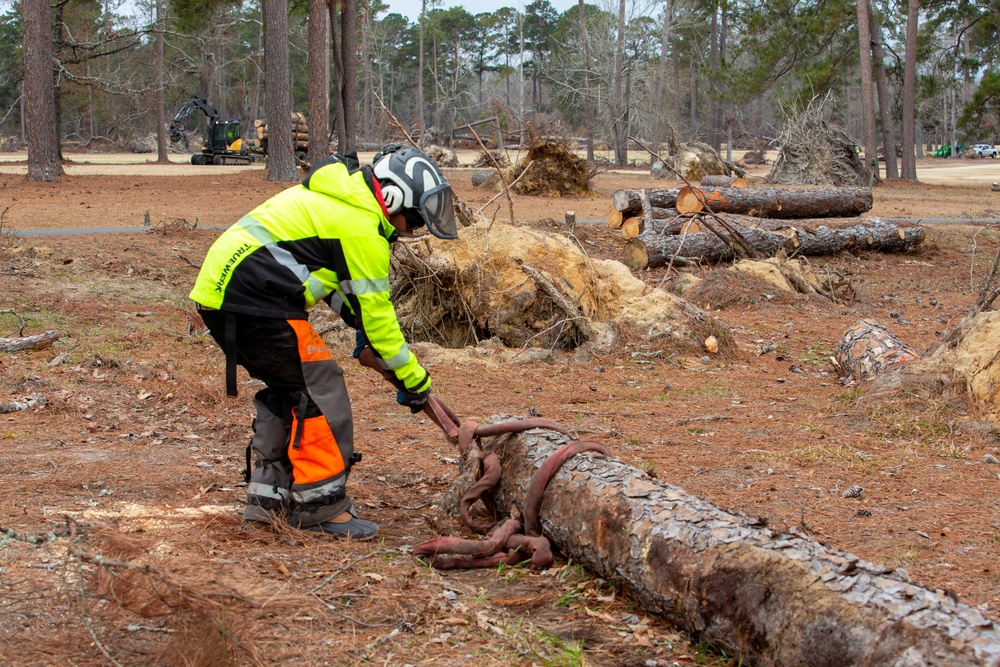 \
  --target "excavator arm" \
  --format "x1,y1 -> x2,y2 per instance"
169,96 -> 219,143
